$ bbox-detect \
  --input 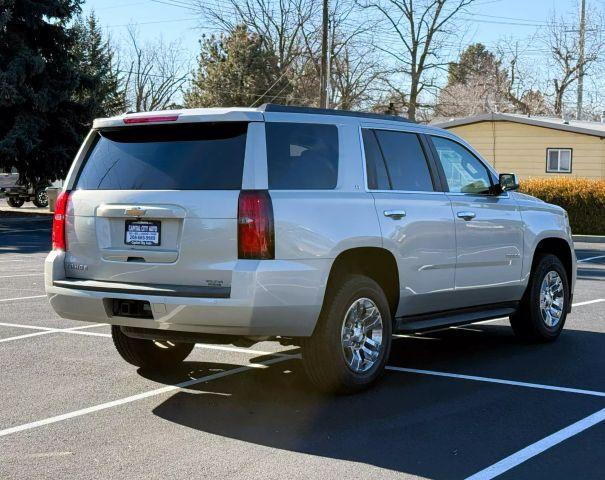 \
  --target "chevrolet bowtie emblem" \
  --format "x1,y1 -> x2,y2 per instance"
125,207 -> 146,217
